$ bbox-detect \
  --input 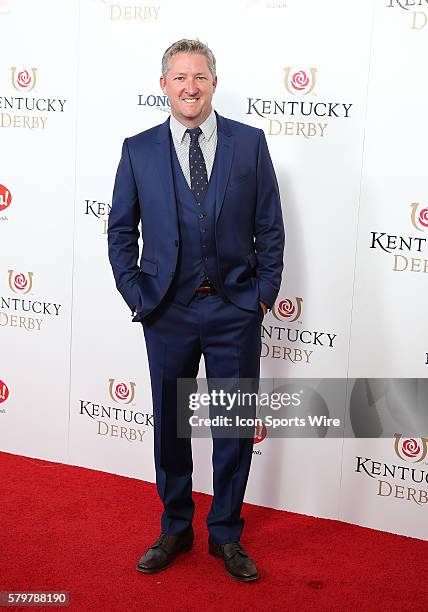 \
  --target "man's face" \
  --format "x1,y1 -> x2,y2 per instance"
160,52 -> 217,128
